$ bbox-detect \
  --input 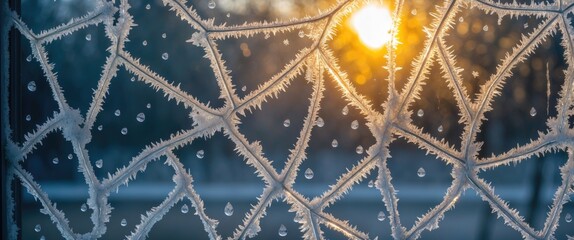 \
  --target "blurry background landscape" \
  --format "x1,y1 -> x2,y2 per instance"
8,0 -> 574,239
